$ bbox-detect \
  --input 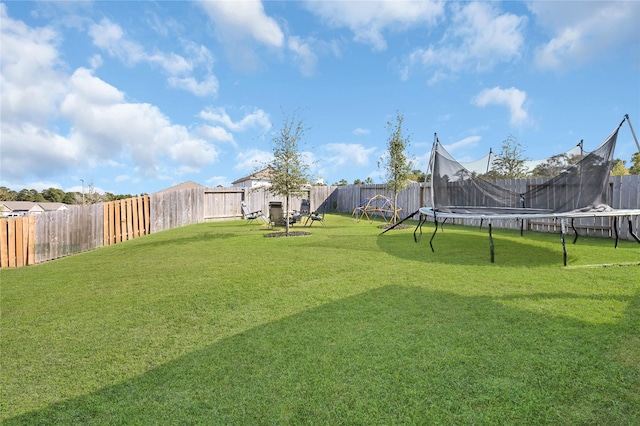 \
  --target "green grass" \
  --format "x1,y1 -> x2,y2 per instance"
1,214 -> 639,424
